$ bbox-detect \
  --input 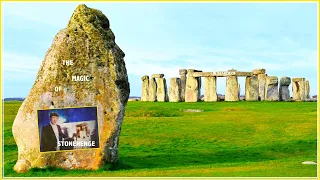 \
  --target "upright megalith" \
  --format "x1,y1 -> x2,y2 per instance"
225,69 -> 239,101
141,75 -> 149,101
253,69 -> 266,101
179,69 -> 187,102
169,78 -> 181,102
305,80 -> 310,99
157,77 -> 168,102
265,76 -> 279,101
204,77 -> 217,102
12,4 -> 130,173
148,78 -> 157,102
292,78 -> 306,101
185,69 -> 201,102
245,76 -> 259,101
279,77 -> 291,101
